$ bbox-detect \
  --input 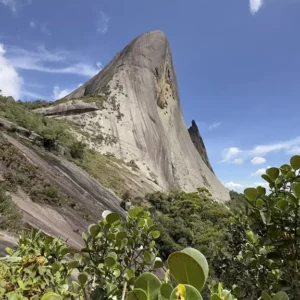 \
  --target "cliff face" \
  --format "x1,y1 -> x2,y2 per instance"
36,30 -> 229,201
188,120 -> 214,174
